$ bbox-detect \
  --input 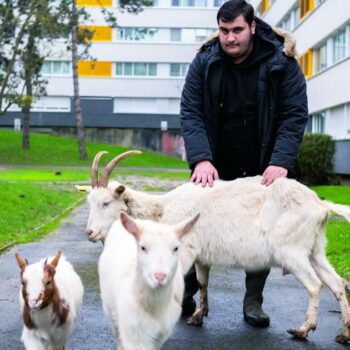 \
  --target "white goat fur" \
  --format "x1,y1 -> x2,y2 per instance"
98,212 -> 198,350
87,175 -> 350,343
18,254 -> 84,350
